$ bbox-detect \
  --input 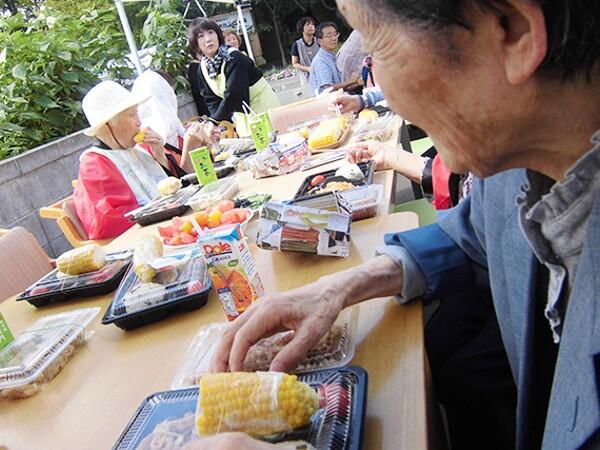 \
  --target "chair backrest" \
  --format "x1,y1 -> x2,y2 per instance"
62,199 -> 89,241
268,93 -> 337,133
0,227 -> 53,302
